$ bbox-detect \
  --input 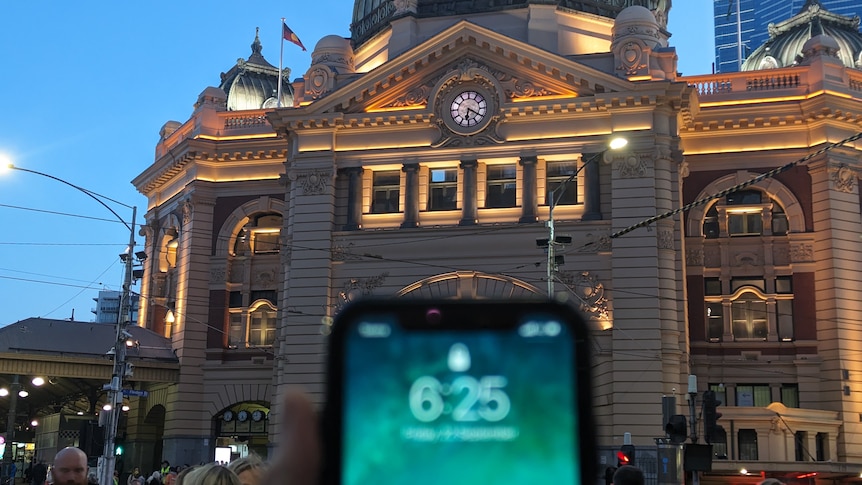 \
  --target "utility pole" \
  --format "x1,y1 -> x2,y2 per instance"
542,137 -> 627,296
4,163 -> 139,485
688,374 -> 700,485
100,206 -> 137,485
